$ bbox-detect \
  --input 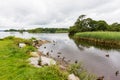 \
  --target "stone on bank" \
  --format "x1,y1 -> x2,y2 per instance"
19,43 -> 26,48
28,56 -> 56,67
